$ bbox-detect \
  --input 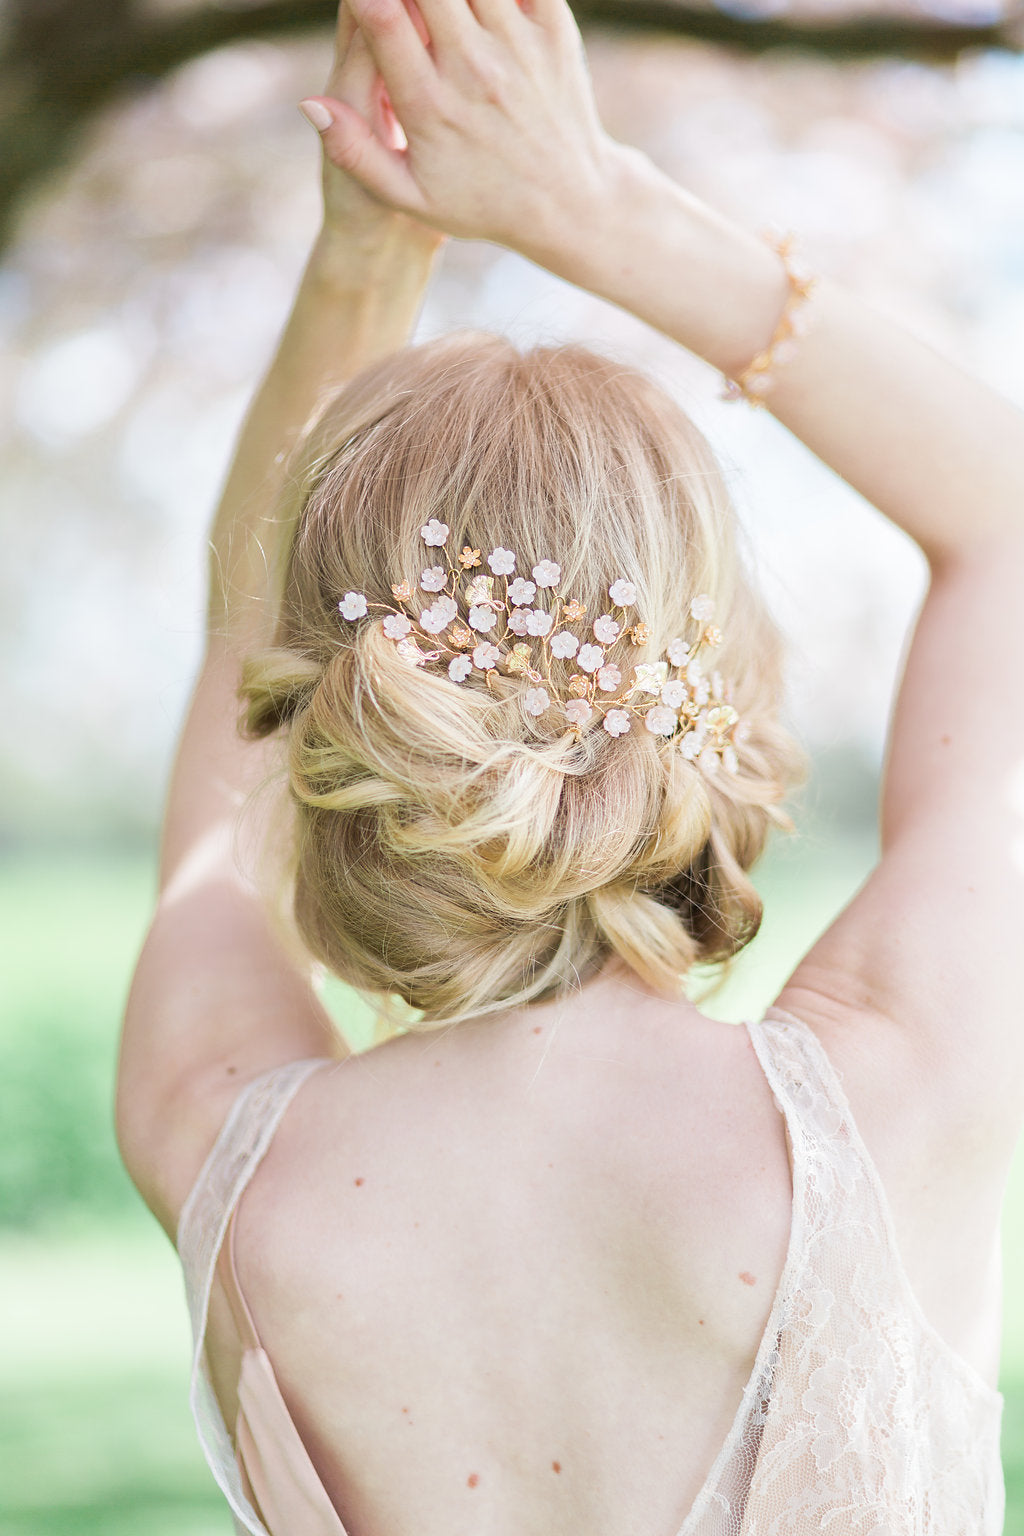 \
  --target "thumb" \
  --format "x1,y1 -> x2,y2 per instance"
298,97 -> 423,214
